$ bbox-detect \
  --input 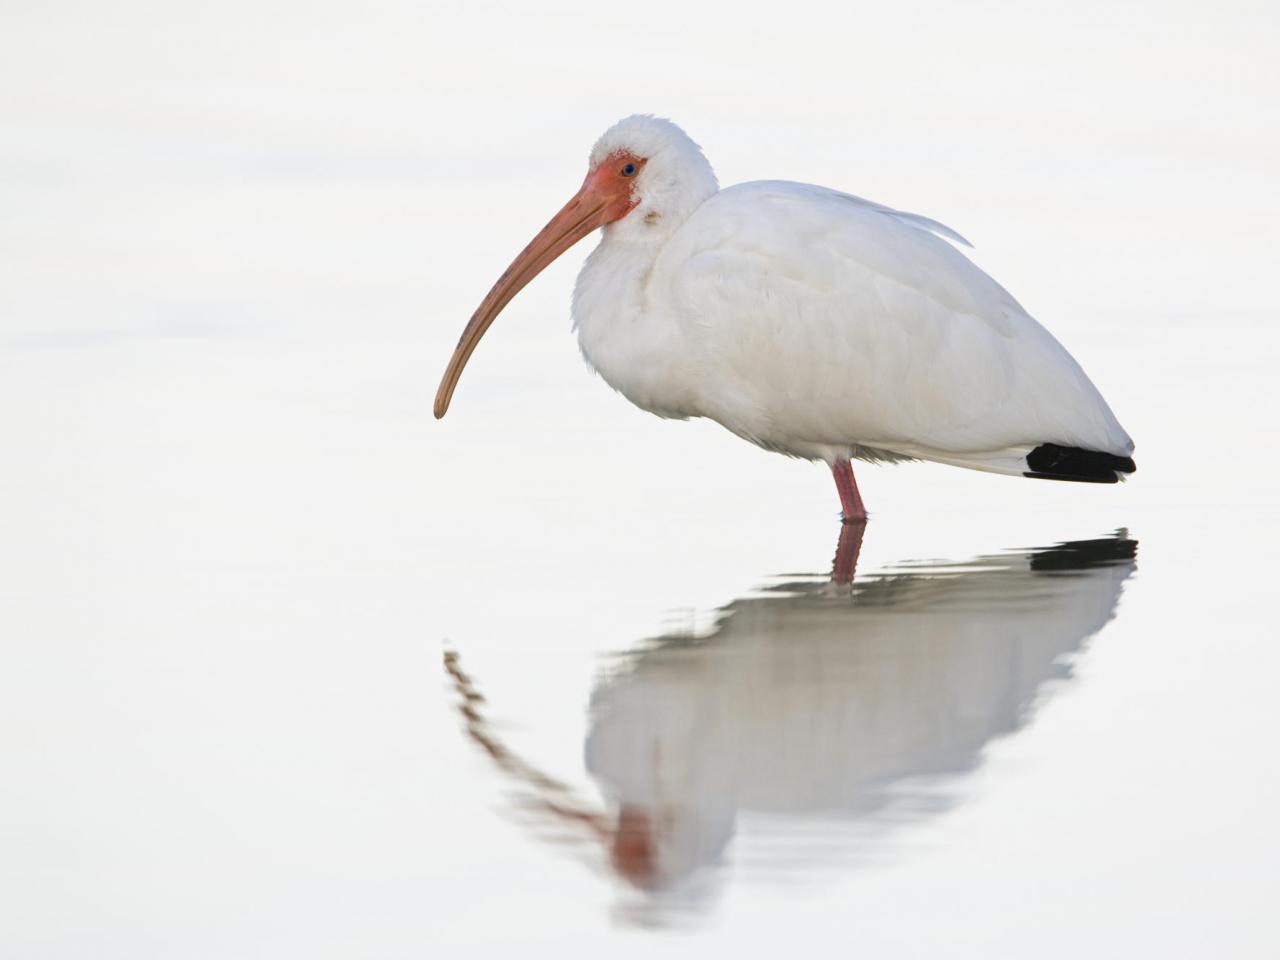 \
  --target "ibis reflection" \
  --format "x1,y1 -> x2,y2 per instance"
447,528 -> 1137,909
